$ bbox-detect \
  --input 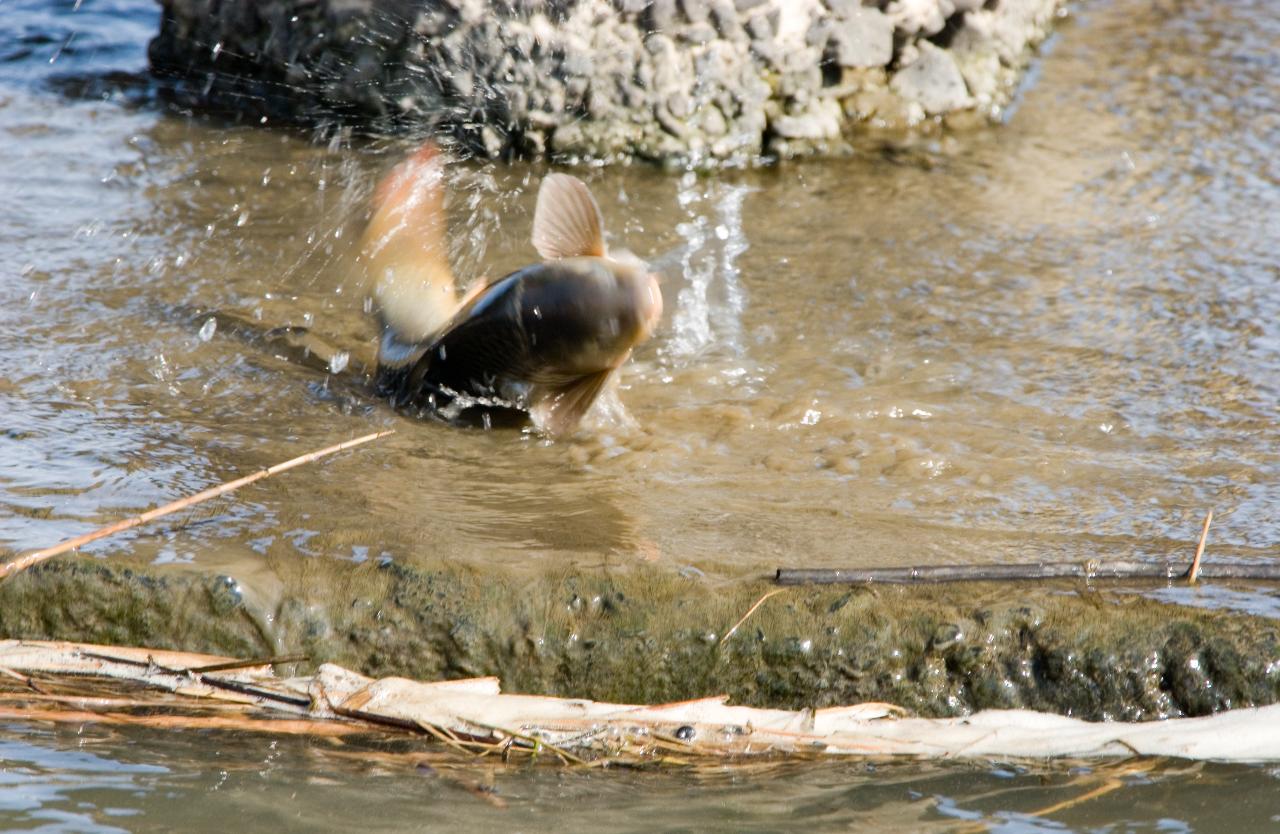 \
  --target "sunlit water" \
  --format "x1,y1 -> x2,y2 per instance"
1,0 -> 1278,827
